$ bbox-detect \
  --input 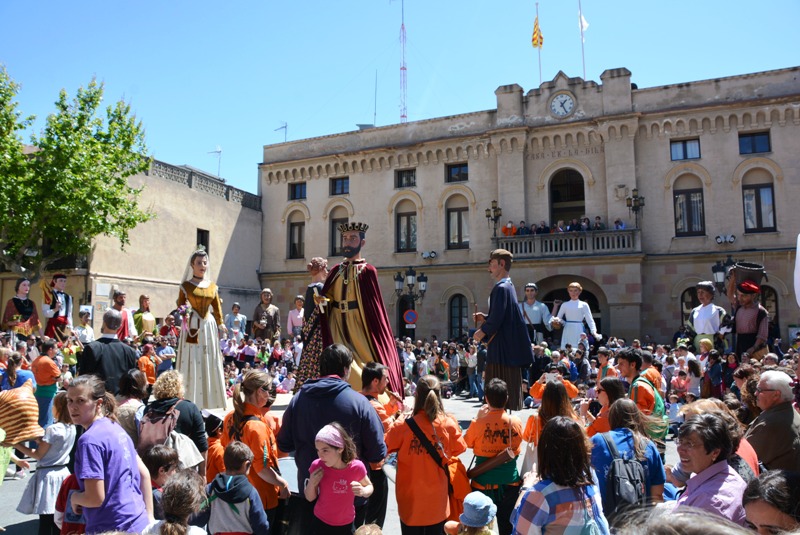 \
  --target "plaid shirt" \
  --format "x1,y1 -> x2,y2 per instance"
512,477 -> 609,535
